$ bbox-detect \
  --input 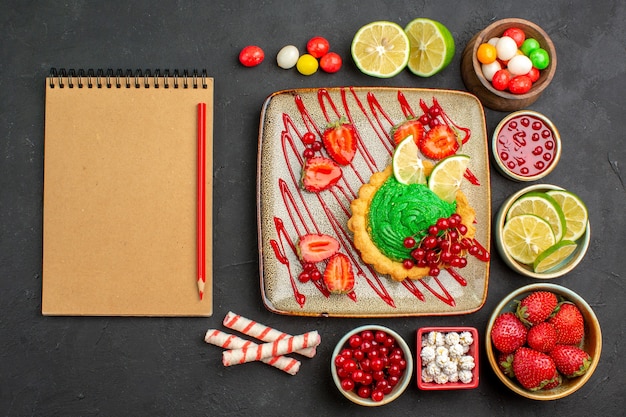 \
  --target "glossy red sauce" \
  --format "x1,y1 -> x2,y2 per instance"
495,114 -> 557,178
